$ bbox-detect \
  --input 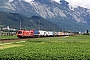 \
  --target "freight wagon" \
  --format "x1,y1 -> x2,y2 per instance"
45,31 -> 54,37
